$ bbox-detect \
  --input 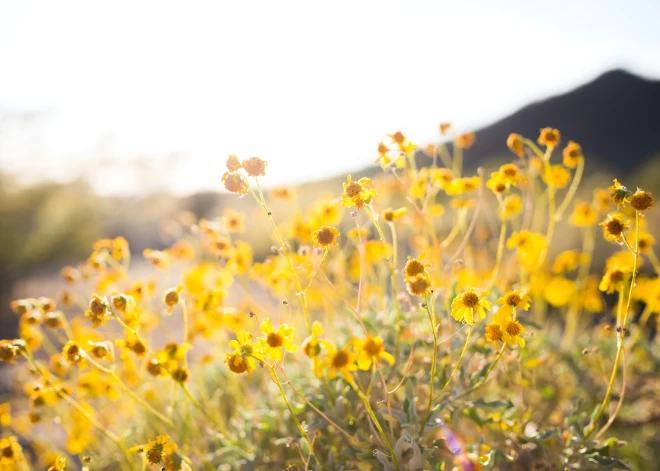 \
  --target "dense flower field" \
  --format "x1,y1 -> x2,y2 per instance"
1,125 -> 658,470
